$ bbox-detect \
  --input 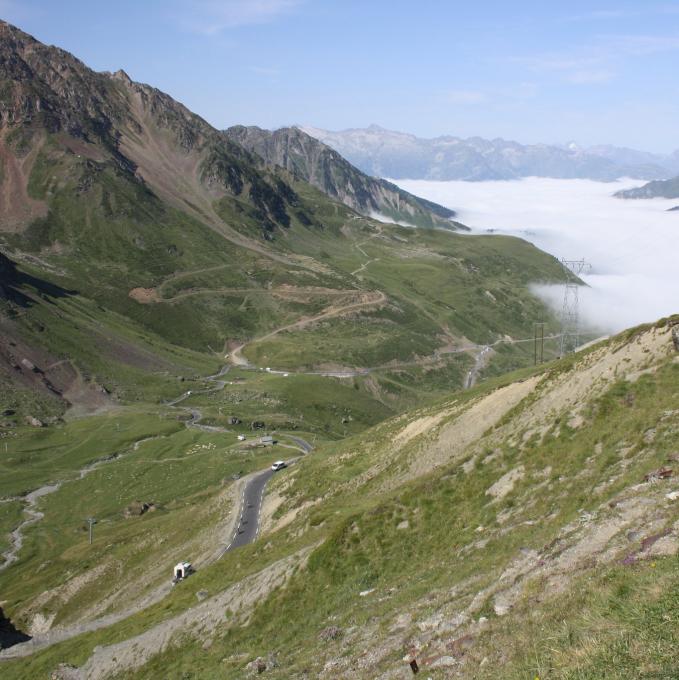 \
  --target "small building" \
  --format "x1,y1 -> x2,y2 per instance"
261,435 -> 274,446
